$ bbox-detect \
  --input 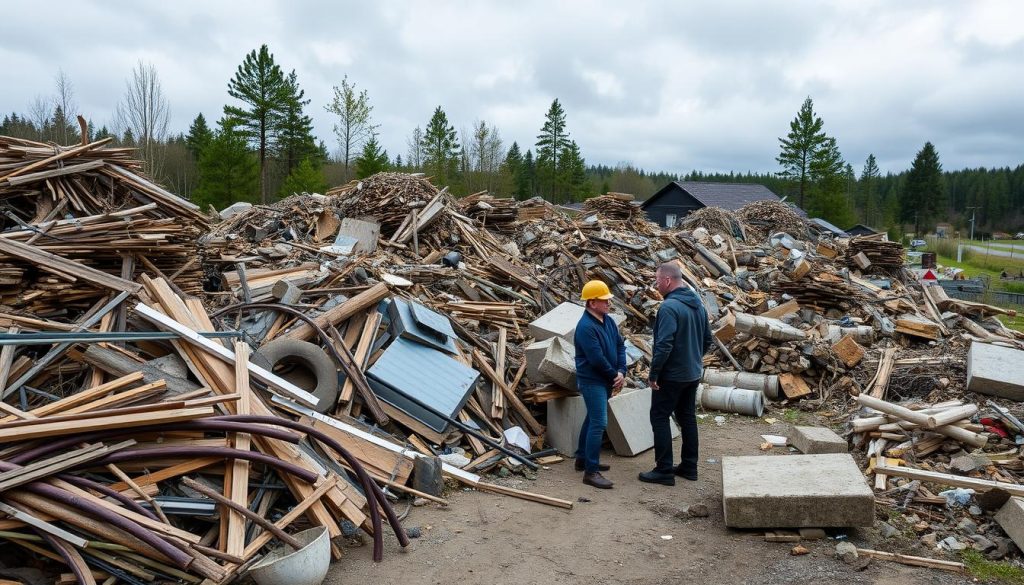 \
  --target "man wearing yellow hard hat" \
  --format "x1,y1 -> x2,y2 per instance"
573,280 -> 627,489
